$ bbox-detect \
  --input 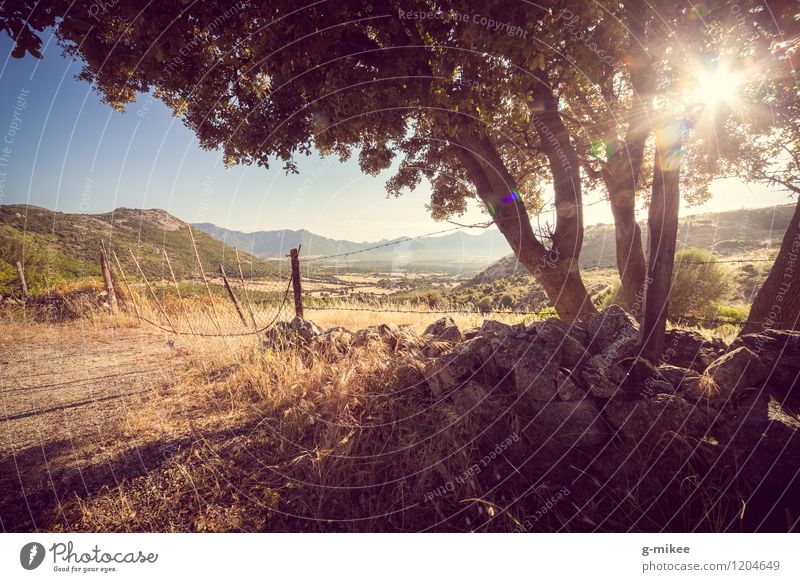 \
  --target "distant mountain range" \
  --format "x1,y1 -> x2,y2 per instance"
192,222 -> 512,266
195,204 -> 795,272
